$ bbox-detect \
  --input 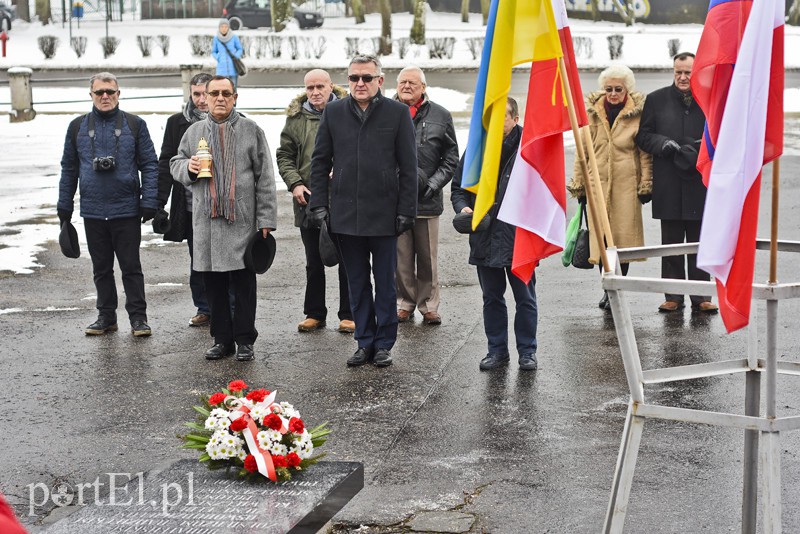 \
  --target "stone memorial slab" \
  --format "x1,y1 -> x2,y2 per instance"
45,459 -> 363,534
